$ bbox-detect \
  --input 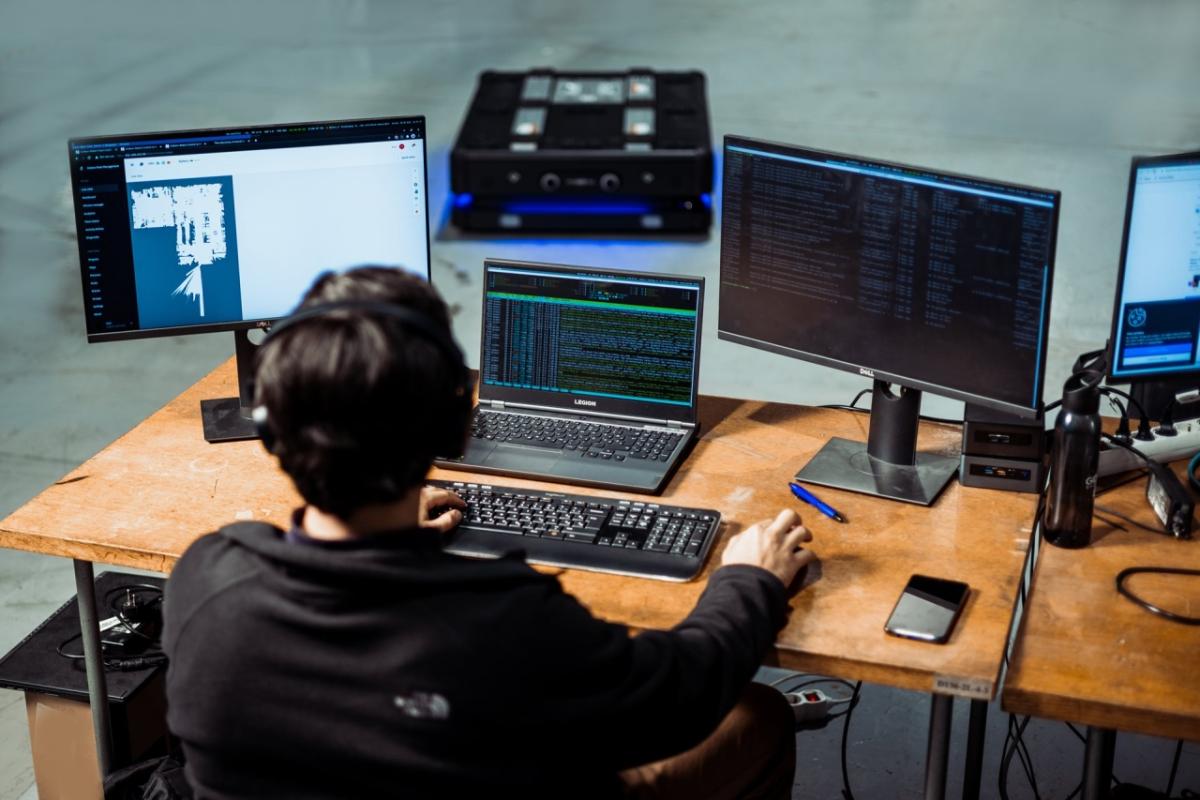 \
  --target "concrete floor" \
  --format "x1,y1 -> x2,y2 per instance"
1,0 -> 1198,796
